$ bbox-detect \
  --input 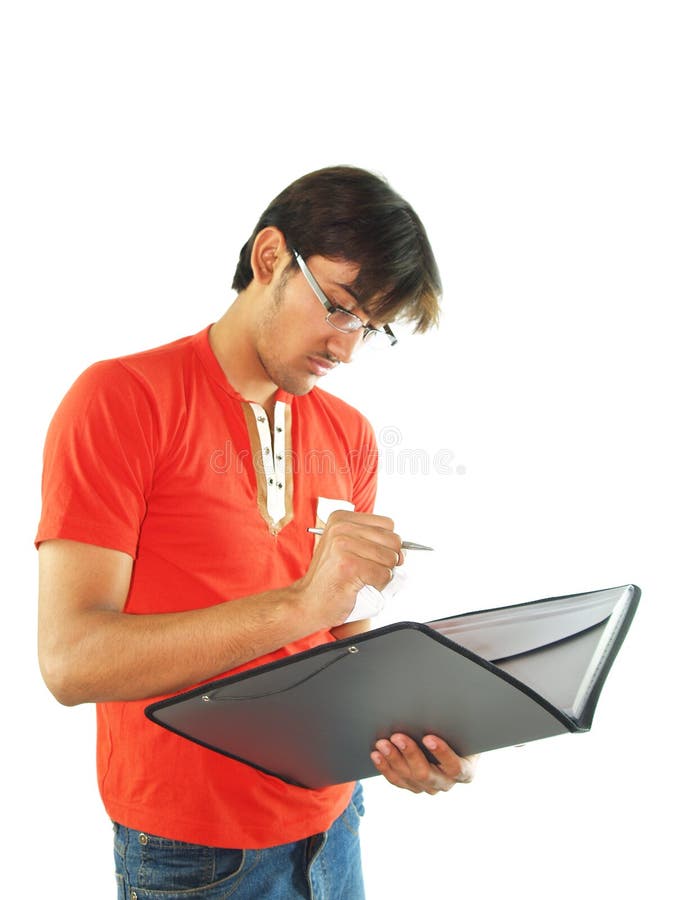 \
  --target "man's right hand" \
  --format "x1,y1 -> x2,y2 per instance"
292,510 -> 404,629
